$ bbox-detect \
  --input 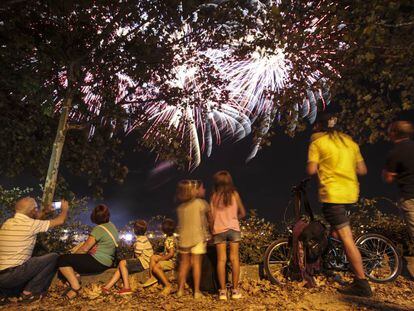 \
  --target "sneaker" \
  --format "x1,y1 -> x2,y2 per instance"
338,278 -> 373,298
194,291 -> 205,300
160,286 -> 172,296
142,276 -> 158,288
101,286 -> 111,295
218,289 -> 227,301
175,290 -> 184,298
117,288 -> 133,295
231,289 -> 242,299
